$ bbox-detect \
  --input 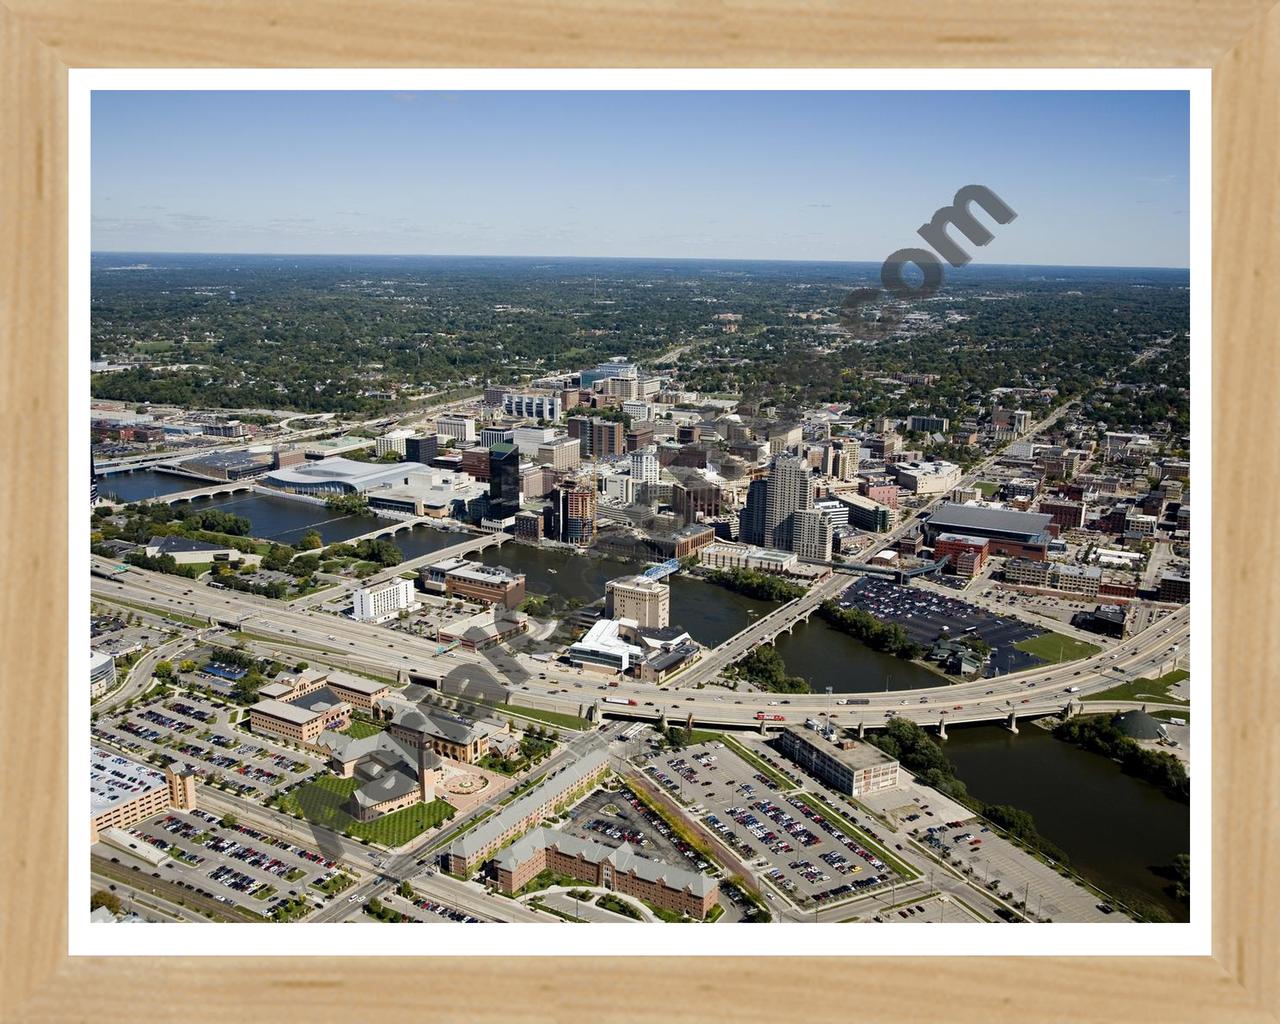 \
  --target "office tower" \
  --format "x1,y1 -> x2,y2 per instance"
605,575 -> 670,629
630,446 -> 659,486
793,508 -> 834,561
764,455 -> 813,552
556,479 -> 597,546
739,478 -> 768,546
487,443 -> 522,520
405,435 -> 439,465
